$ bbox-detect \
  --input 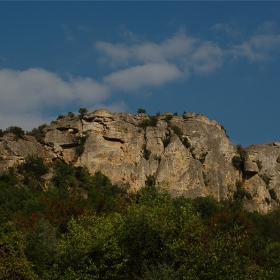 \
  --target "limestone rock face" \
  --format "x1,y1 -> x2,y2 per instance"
1,109 -> 280,213
165,115 -> 236,200
243,143 -> 280,212
44,118 -> 82,163
0,133 -> 44,172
